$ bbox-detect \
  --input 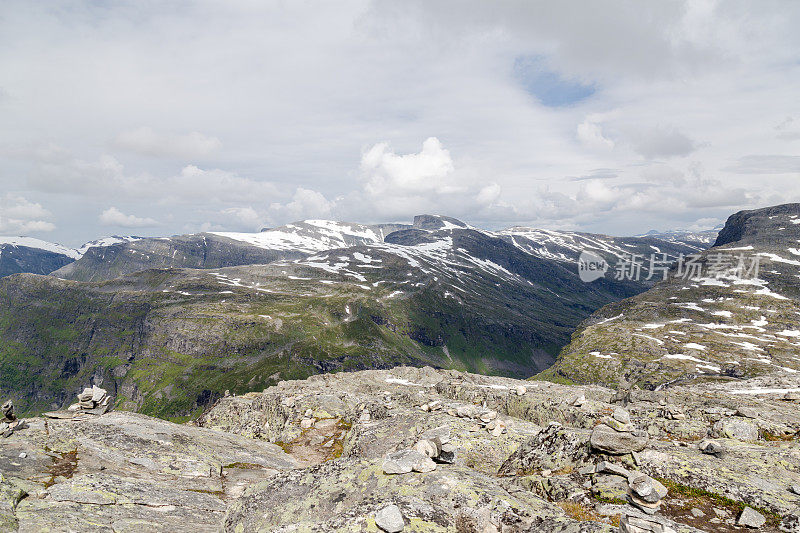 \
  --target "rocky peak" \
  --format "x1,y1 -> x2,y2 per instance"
412,214 -> 469,231
714,202 -> 800,247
